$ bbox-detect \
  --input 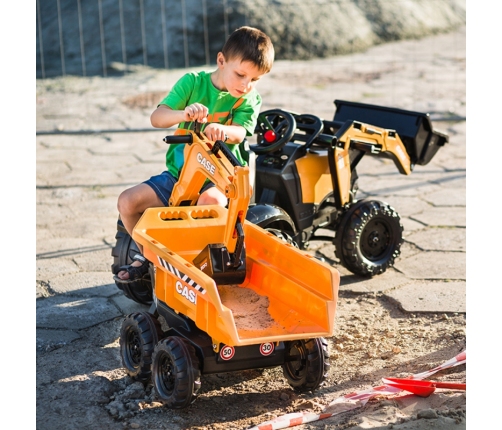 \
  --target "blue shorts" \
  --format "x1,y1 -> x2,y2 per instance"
143,171 -> 215,206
